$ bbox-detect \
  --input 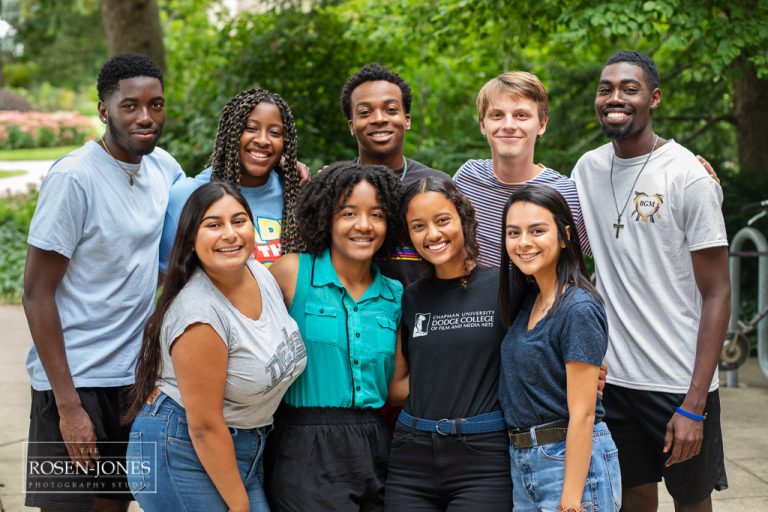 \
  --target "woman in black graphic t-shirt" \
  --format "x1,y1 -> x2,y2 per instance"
385,178 -> 512,511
